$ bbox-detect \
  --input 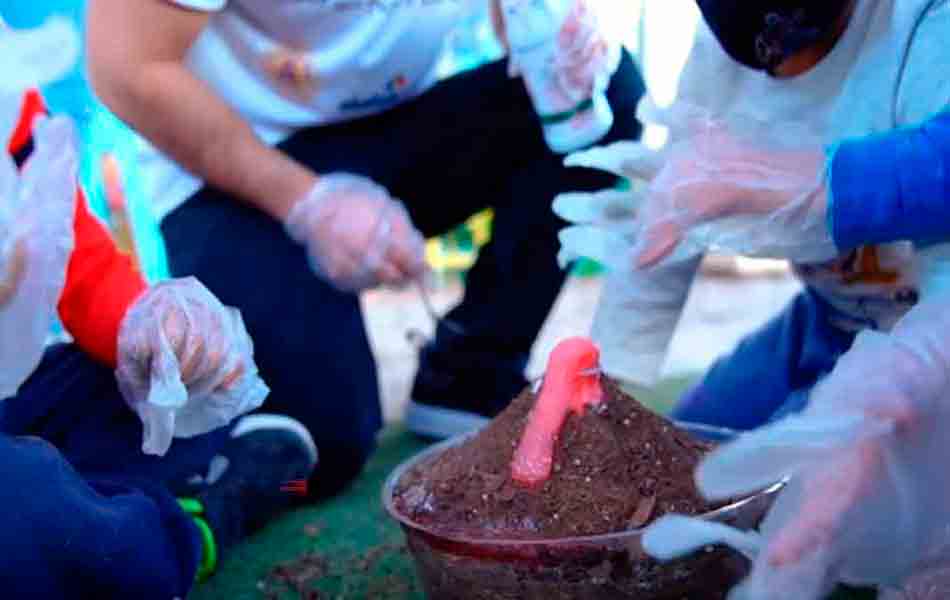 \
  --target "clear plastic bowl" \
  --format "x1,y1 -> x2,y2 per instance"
383,423 -> 782,600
